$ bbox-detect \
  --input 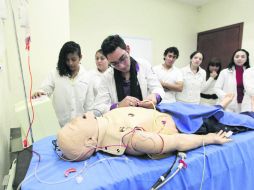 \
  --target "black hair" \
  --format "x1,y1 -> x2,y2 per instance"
114,57 -> 142,101
190,51 -> 204,60
227,49 -> 250,70
206,57 -> 222,80
57,41 -> 81,76
163,47 -> 179,58
101,35 -> 142,101
101,35 -> 127,57
96,49 -> 103,55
